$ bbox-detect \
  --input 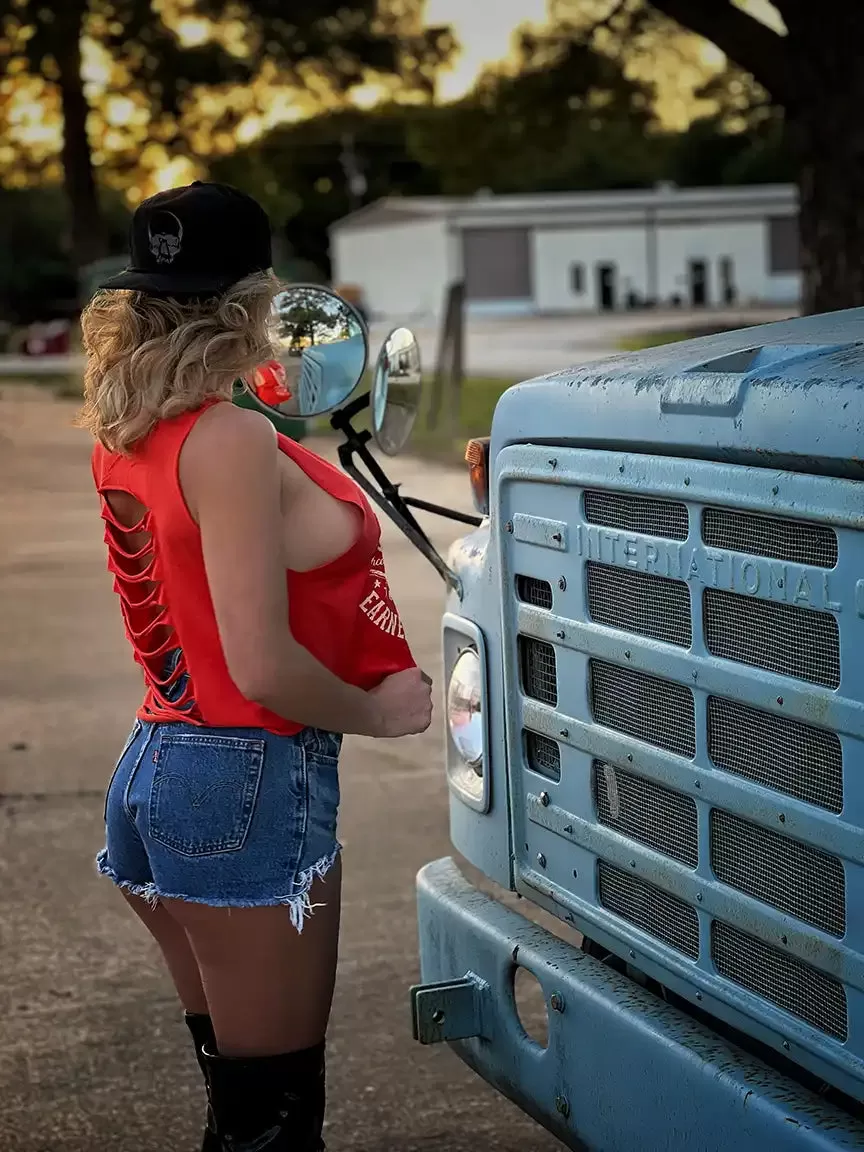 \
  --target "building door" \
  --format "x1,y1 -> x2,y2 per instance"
688,259 -> 708,307
596,263 -> 617,311
719,256 -> 736,305
462,228 -> 532,302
